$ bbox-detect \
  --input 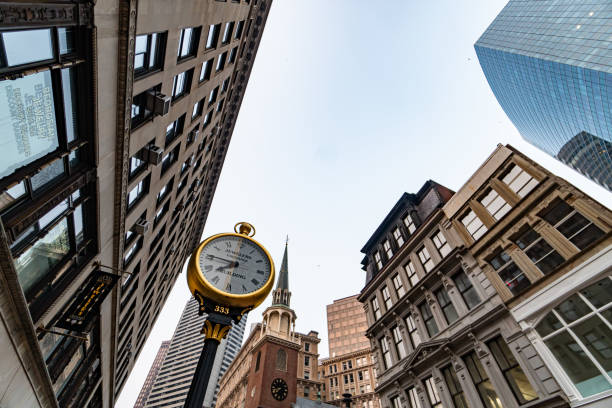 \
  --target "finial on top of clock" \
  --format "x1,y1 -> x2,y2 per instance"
234,221 -> 256,237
